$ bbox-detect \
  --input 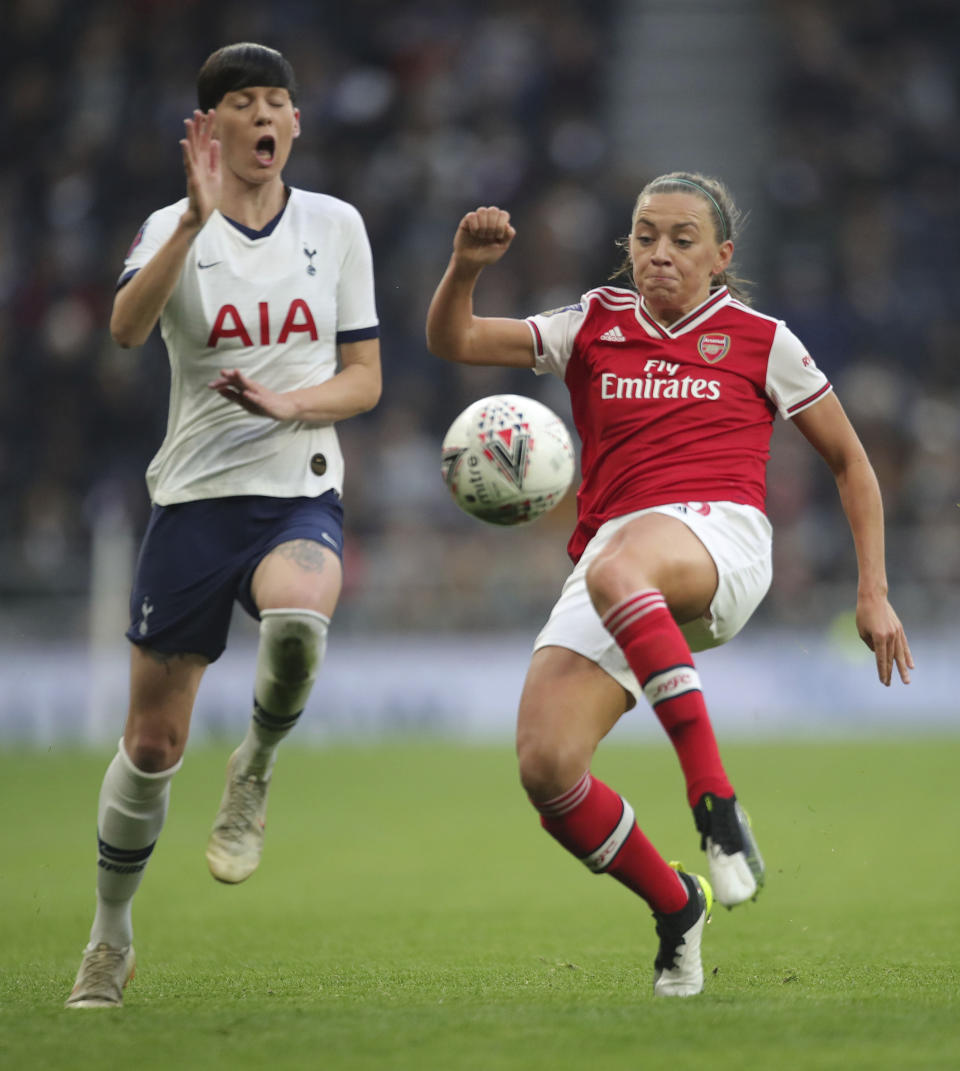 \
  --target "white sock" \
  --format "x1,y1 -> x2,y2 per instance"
234,608 -> 329,779
88,740 -> 181,949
